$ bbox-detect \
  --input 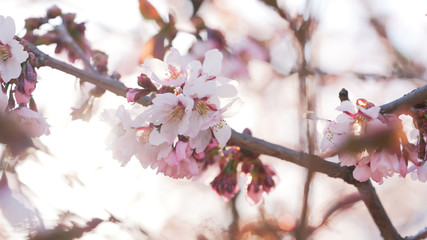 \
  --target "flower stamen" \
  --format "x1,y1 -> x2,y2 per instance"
0,43 -> 12,61
165,65 -> 182,82
168,105 -> 184,122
